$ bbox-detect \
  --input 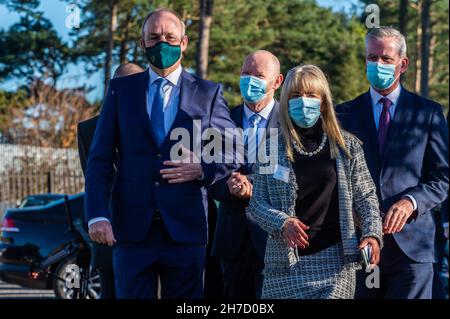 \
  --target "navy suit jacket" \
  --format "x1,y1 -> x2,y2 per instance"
84,69 -> 240,245
336,87 -> 449,263
210,102 -> 279,260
